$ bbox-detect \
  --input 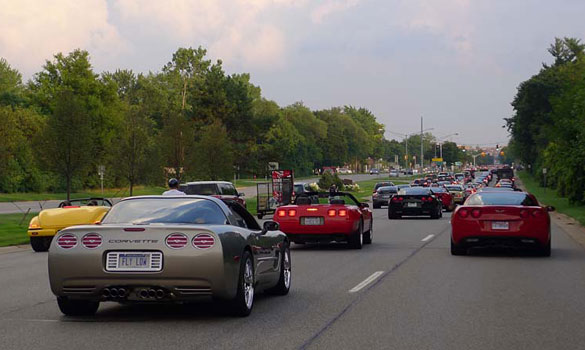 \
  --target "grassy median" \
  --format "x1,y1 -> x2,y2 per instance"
518,171 -> 585,226
0,186 -> 167,203
0,213 -> 36,247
